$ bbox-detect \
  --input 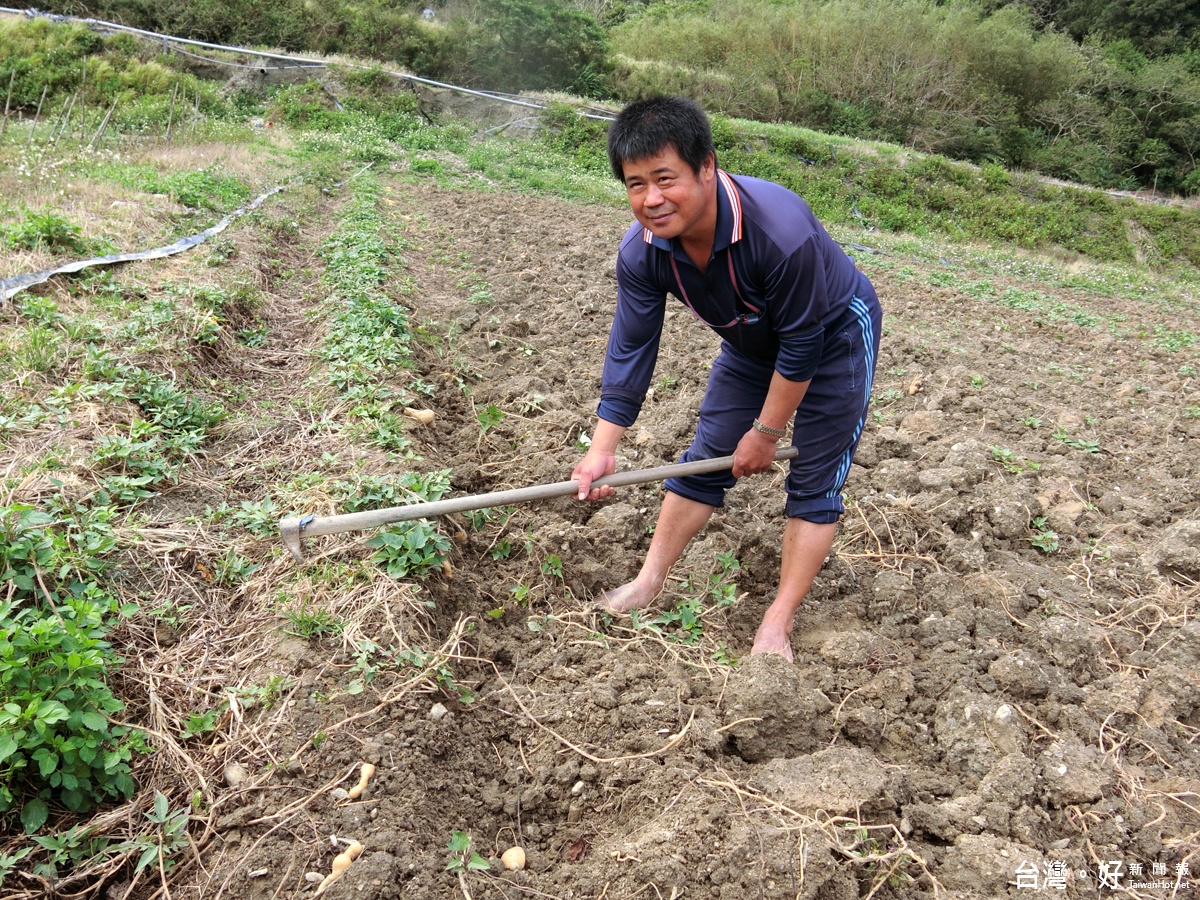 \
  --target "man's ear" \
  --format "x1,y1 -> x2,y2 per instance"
700,153 -> 716,180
